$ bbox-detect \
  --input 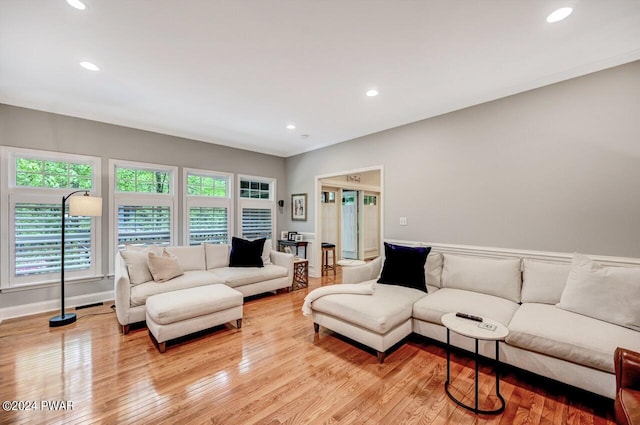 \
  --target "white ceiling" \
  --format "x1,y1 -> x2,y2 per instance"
1,1 -> 640,157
